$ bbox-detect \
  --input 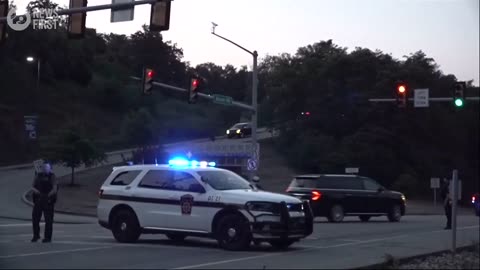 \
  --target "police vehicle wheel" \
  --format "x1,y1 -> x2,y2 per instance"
328,204 -> 344,223
359,215 -> 371,222
269,239 -> 295,250
111,209 -> 141,243
388,204 -> 402,222
217,214 -> 251,251
166,233 -> 186,241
